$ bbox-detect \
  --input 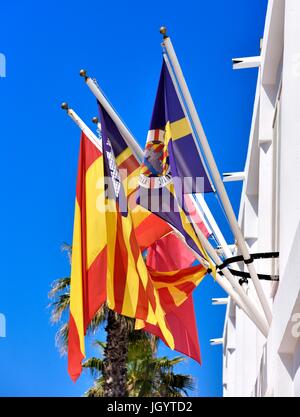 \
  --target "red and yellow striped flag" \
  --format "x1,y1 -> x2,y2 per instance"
138,241 -> 207,364
147,264 -> 207,313
68,133 -> 107,381
68,130 -> 174,381
140,295 -> 202,364
135,262 -> 207,331
135,264 -> 207,363
68,104 -> 210,381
